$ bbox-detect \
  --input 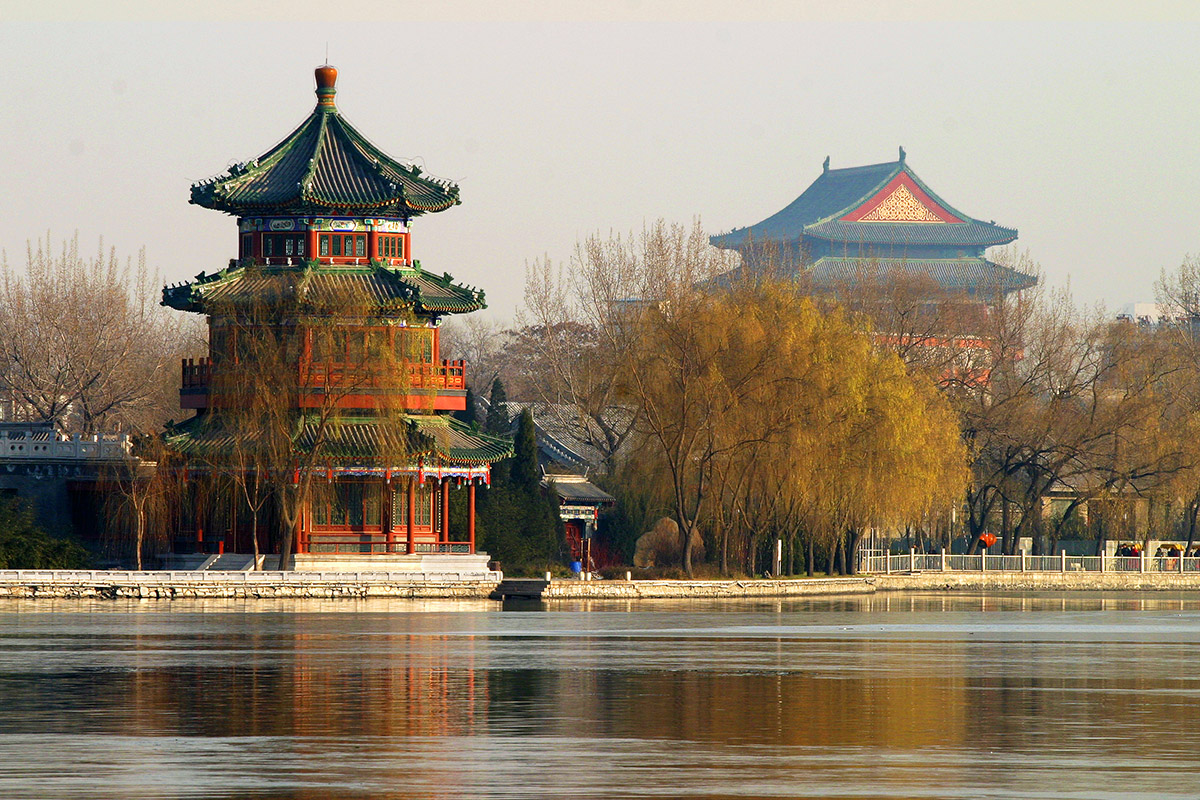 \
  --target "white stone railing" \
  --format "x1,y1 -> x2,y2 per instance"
0,569 -> 502,584
0,430 -> 131,461
863,550 -> 1200,575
